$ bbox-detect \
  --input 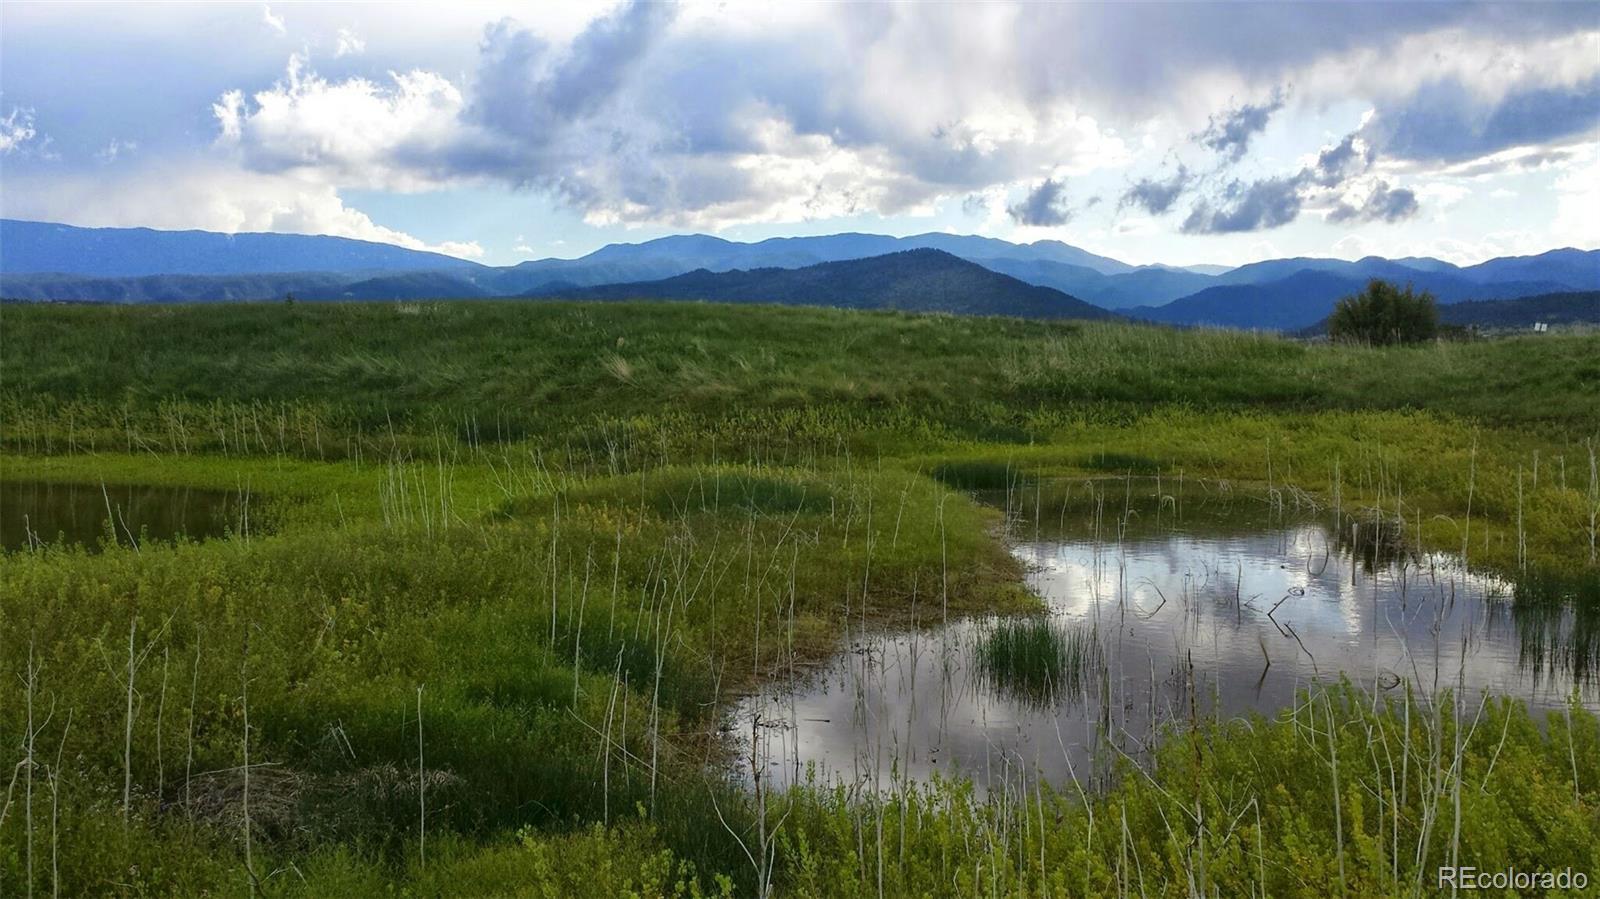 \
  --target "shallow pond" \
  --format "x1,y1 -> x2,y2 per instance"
1,480 -> 254,552
737,482 -> 1599,790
